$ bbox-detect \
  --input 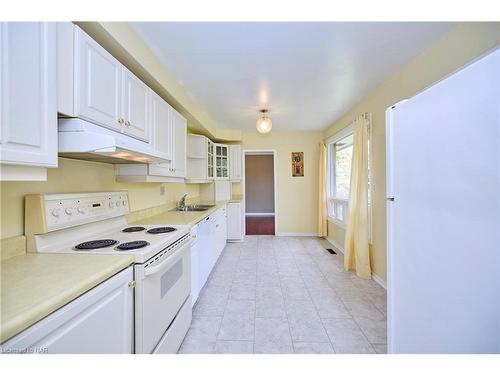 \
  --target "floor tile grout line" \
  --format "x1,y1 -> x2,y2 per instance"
311,240 -> 382,353
295,237 -> 336,353
276,239 -> 295,354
